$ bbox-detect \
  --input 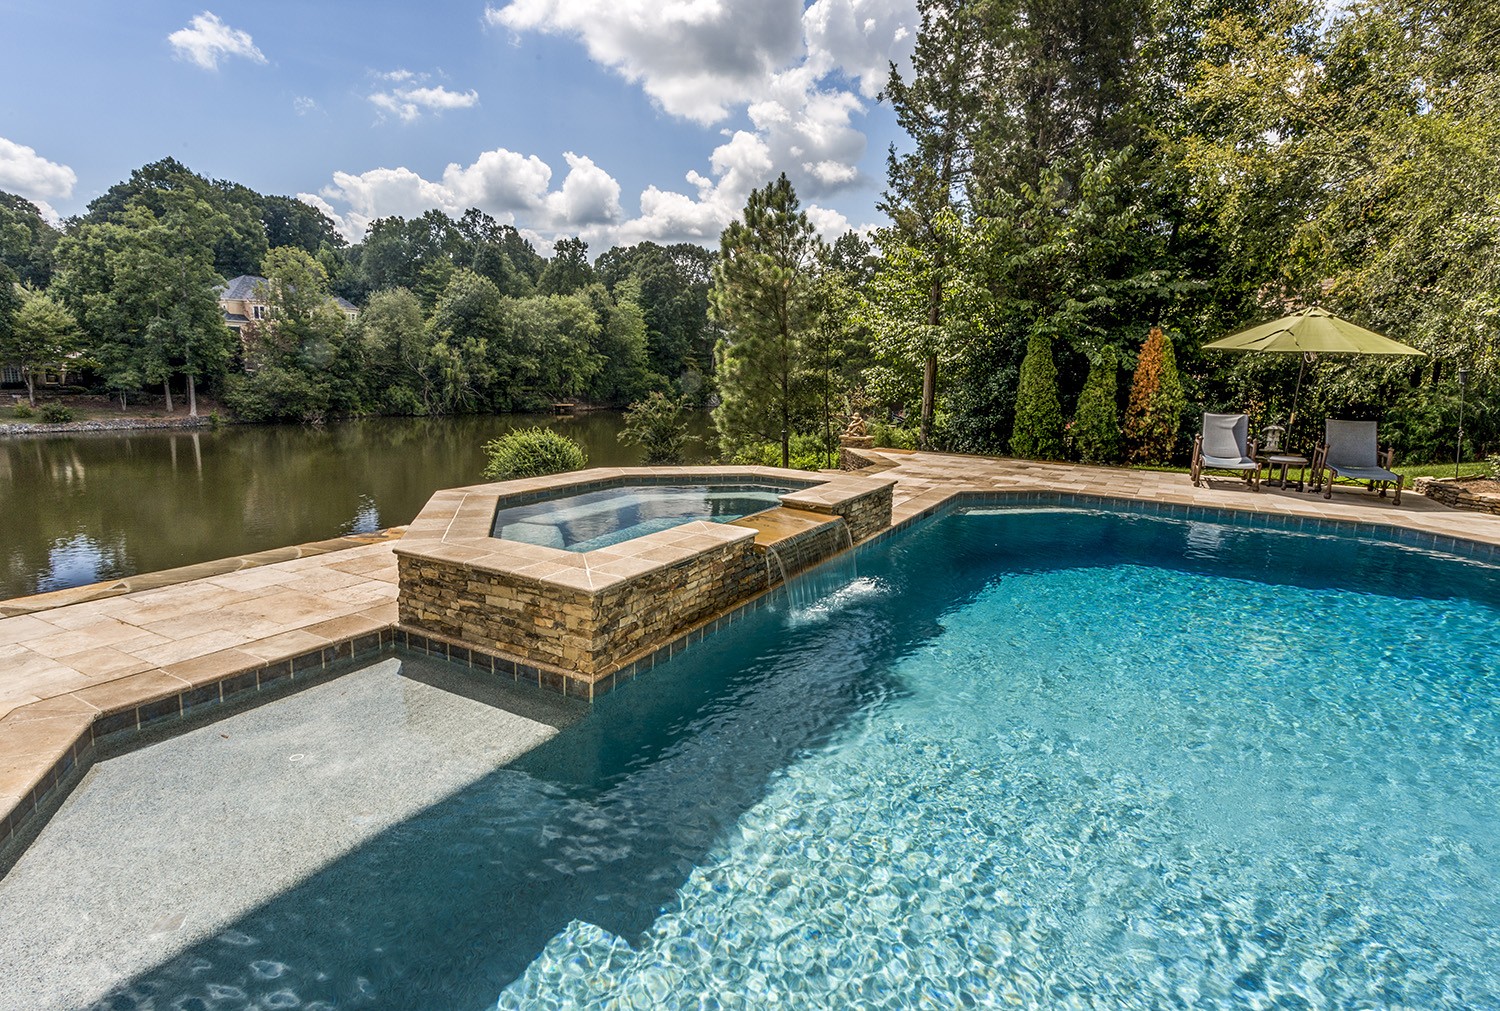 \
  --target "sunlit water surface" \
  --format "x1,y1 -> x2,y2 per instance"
61,509 -> 1500,1009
